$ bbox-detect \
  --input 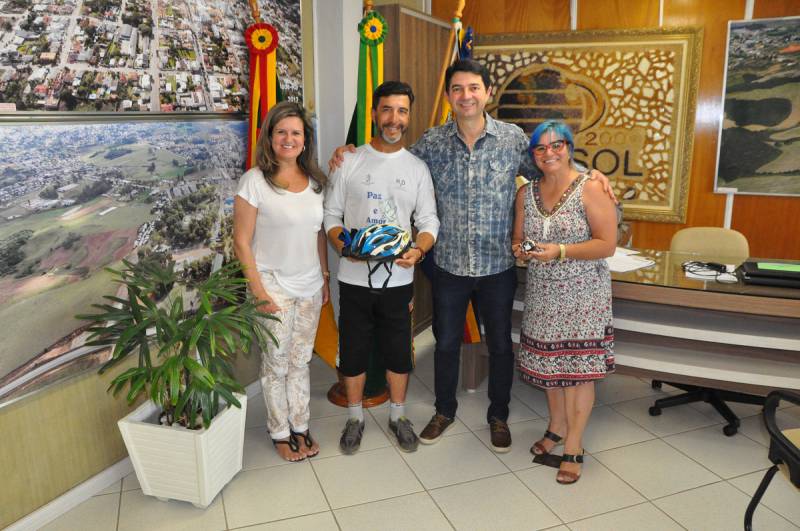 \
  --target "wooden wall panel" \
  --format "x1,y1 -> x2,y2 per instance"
399,9 -> 452,144
380,4 -> 402,82
578,0 -> 659,29
502,0 -> 571,32
376,5 -> 451,147
753,0 -> 800,19
432,0 -> 799,258
433,0 -> 570,33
